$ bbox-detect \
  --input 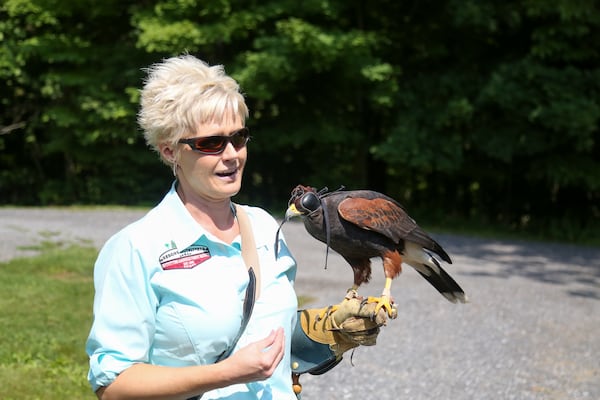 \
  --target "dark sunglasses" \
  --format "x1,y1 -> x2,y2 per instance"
178,127 -> 250,154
